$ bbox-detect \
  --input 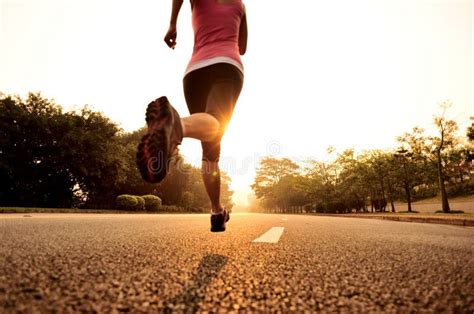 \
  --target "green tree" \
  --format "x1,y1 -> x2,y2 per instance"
363,150 -> 400,212
182,191 -> 195,209
66,106 -> 128,208
115,128 -> 158,197
334,149 -> 369,212
274,175 -> 308,212
297,157 -> 343,212
428,102 -> 458,212
396,127 -> 437,212
430,101 -> 458,213
156,156 -> 193,206
467,118 -> 474,142
0,93 -> 127,208
251,157 -> 299,212
398,103 -> 461,213
0,94 -> 71,207
443,147 -> 473,194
